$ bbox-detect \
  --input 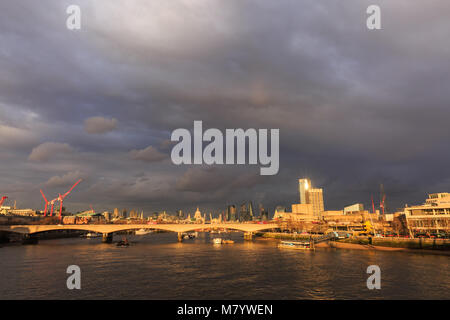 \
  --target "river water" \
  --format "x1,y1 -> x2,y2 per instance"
0,232 -> 449,299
